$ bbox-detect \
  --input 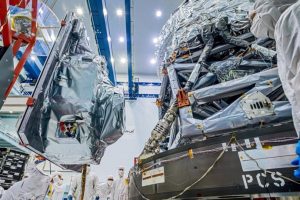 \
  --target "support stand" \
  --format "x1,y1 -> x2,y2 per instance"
80,164 -> 87,200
